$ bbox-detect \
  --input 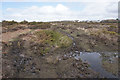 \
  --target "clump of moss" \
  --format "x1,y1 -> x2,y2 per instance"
34,30 -> 72,54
